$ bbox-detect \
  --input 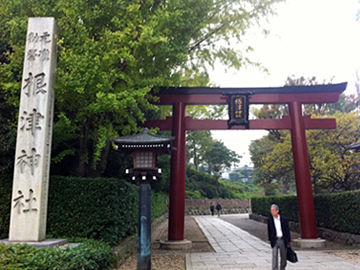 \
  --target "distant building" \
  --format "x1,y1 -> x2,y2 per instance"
224,165 -> 253,182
